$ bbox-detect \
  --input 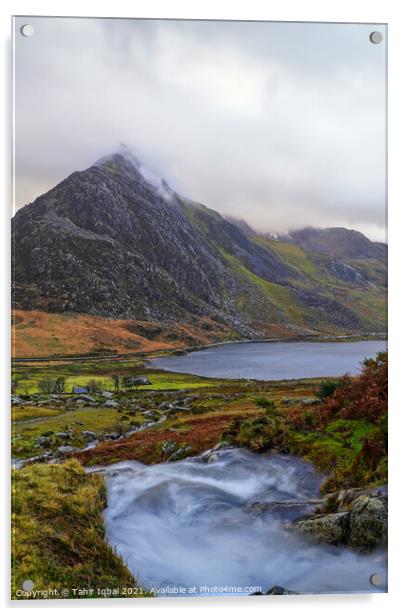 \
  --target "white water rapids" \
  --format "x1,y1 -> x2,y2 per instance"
101,448 -> 387,596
